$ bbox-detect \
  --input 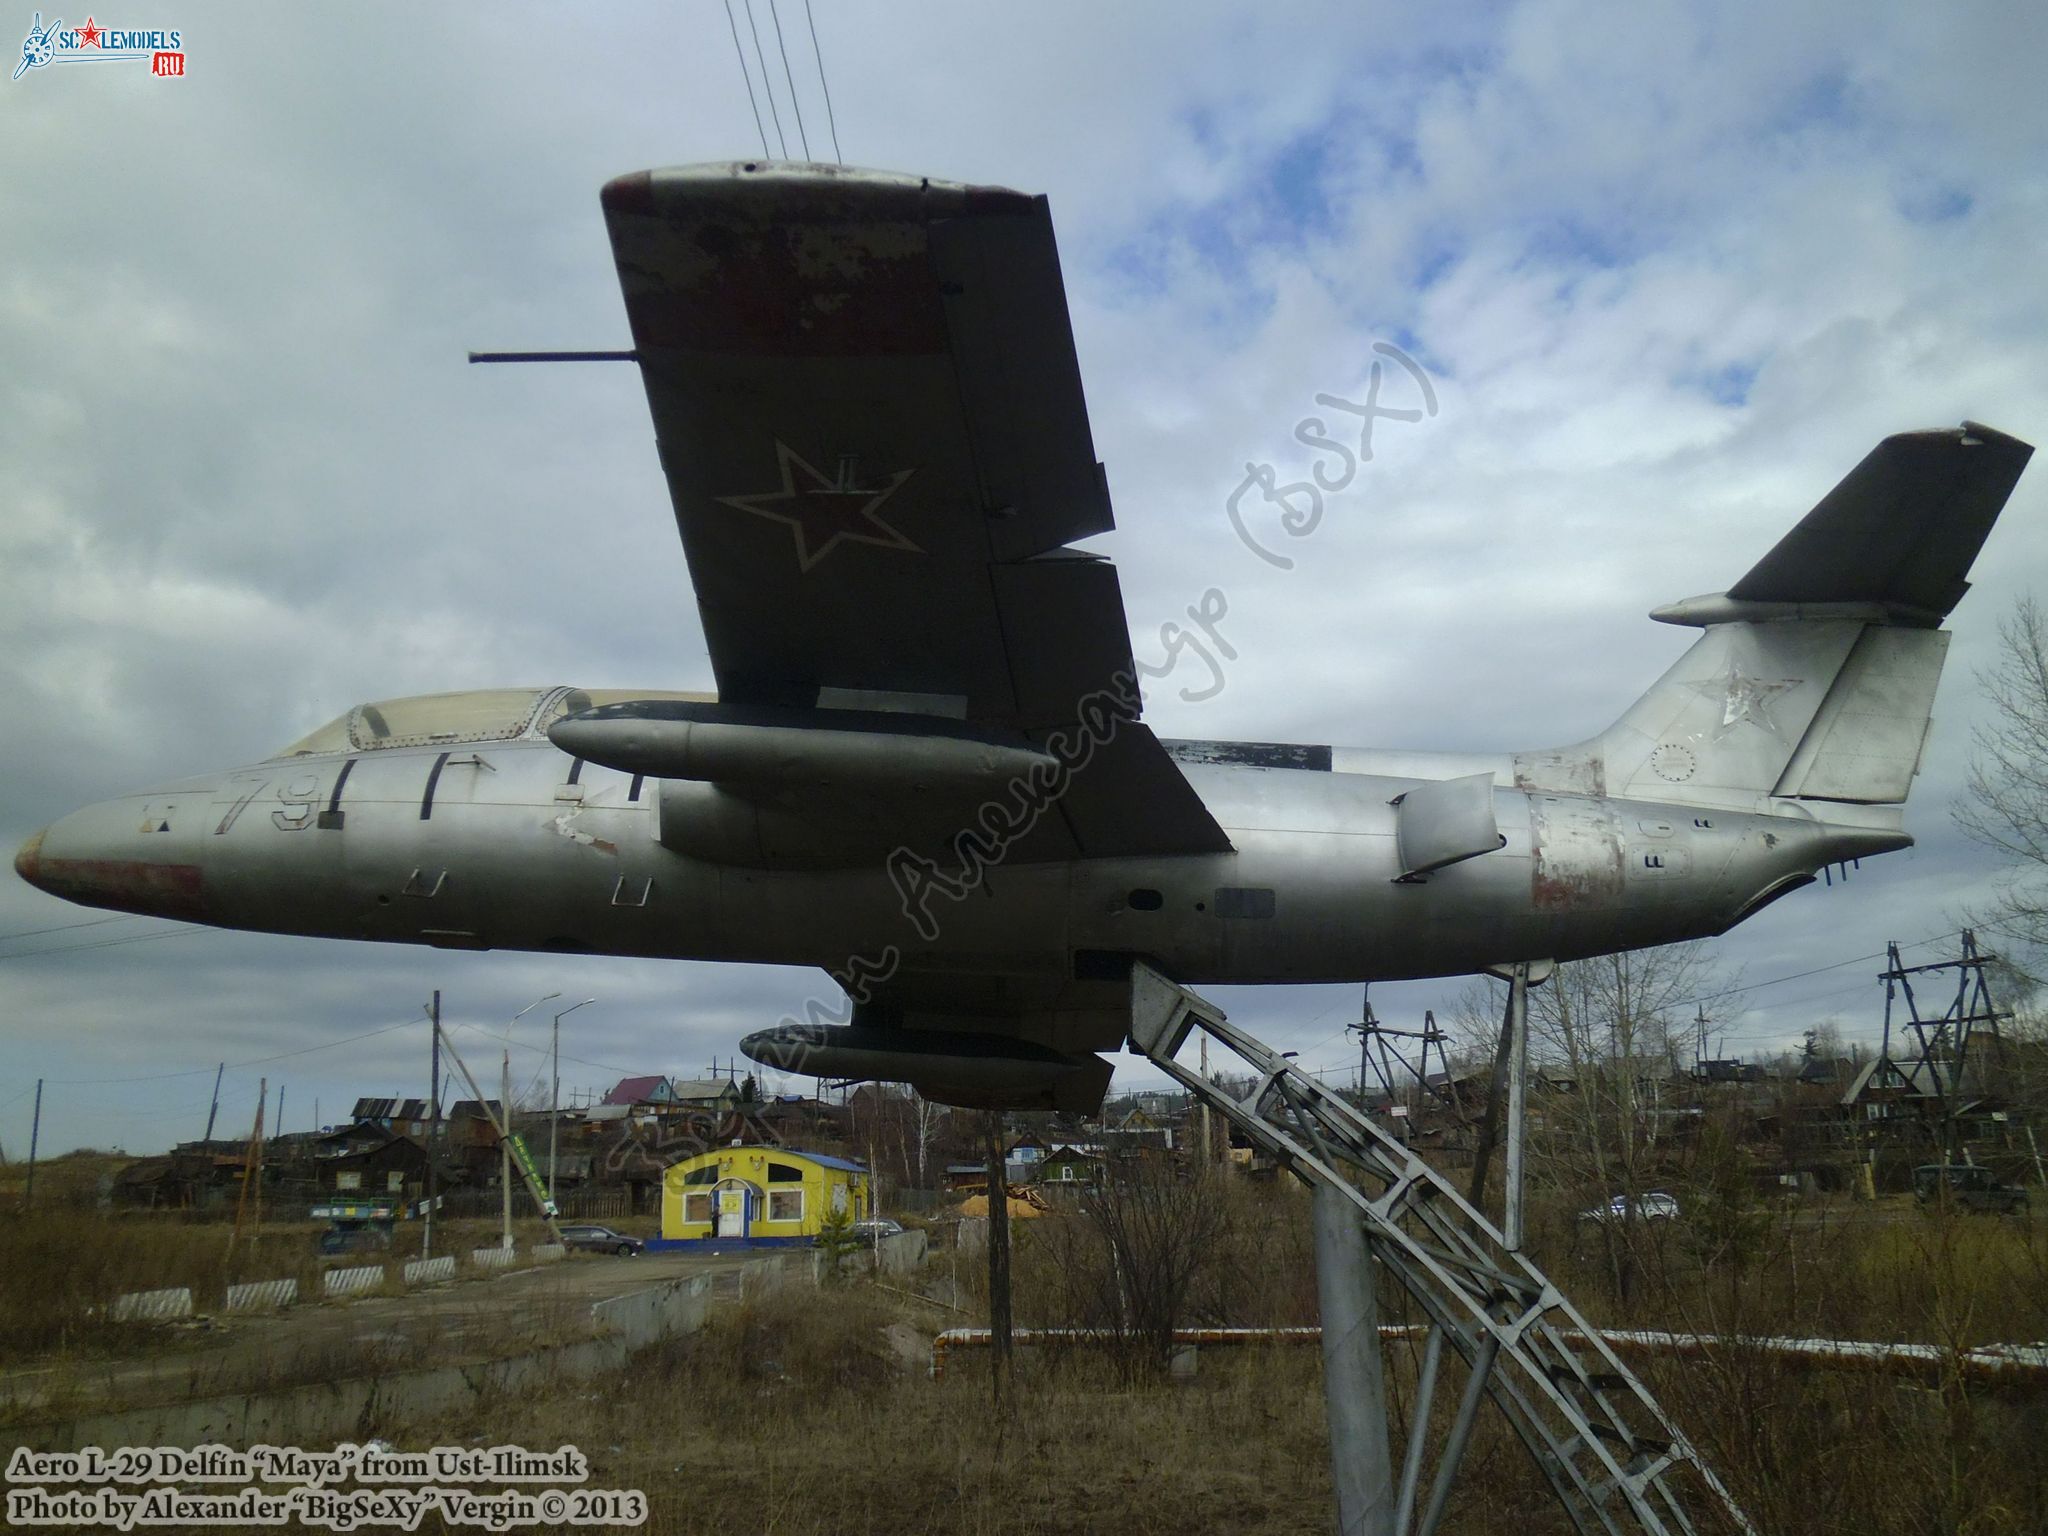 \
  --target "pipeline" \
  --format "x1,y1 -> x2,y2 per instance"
931,1326 -> 1322,1378
929,1324 -> 2048,1391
